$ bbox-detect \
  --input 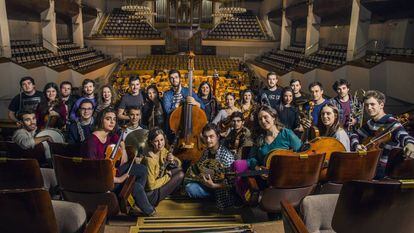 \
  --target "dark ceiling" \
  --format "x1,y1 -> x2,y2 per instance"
6,0 -> 96,22
268,0 -> 414,27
